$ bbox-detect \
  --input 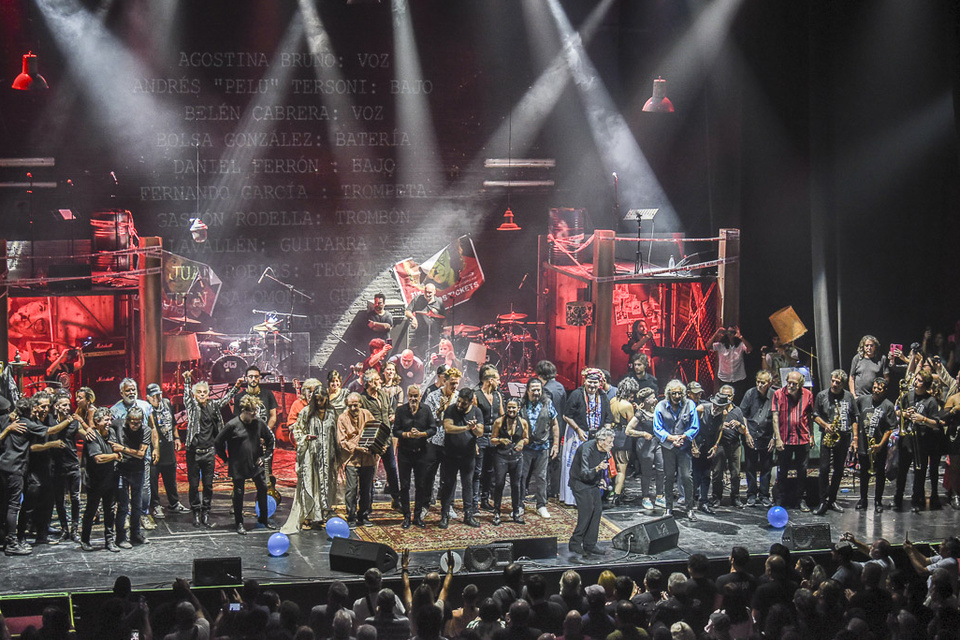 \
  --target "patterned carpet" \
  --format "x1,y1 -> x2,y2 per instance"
349,499 -> 622,553
169,448 -> 621,553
